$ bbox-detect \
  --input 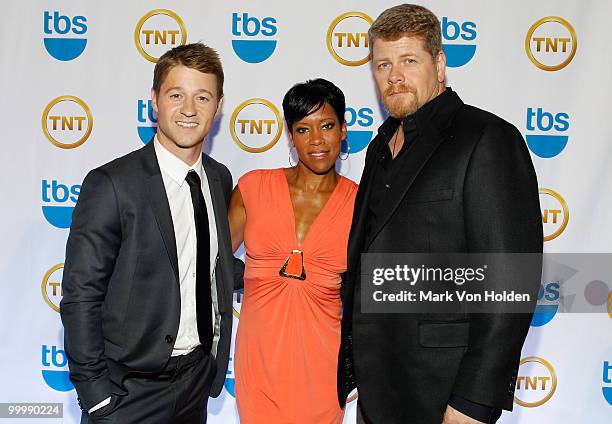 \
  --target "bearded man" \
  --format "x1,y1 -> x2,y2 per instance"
337,4 -> 543,424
